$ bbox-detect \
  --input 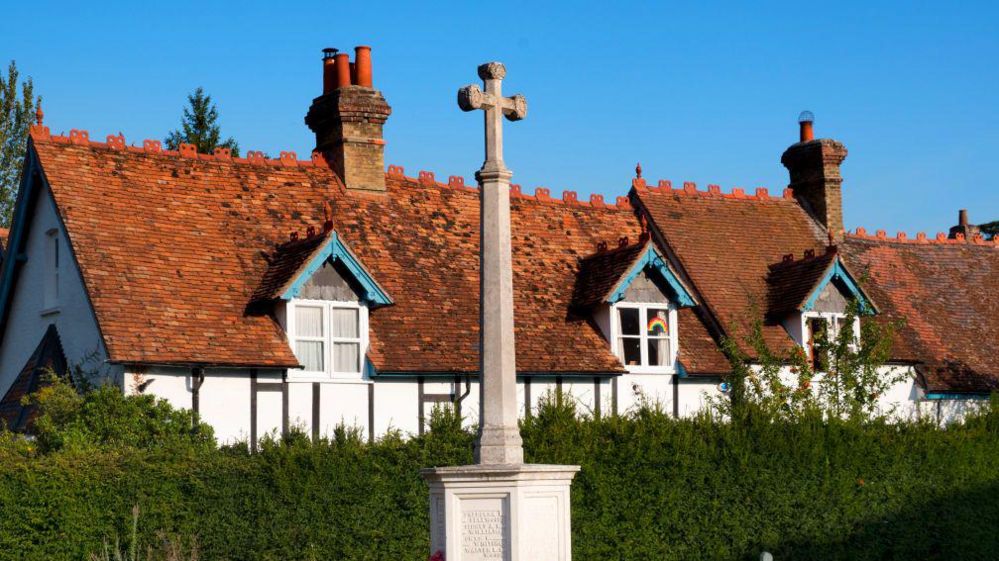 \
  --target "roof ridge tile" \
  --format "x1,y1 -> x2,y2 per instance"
32,127 -> 326,167
636,176 -> 792,202
767,245 -> 837,271
848,227 -> 999,247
